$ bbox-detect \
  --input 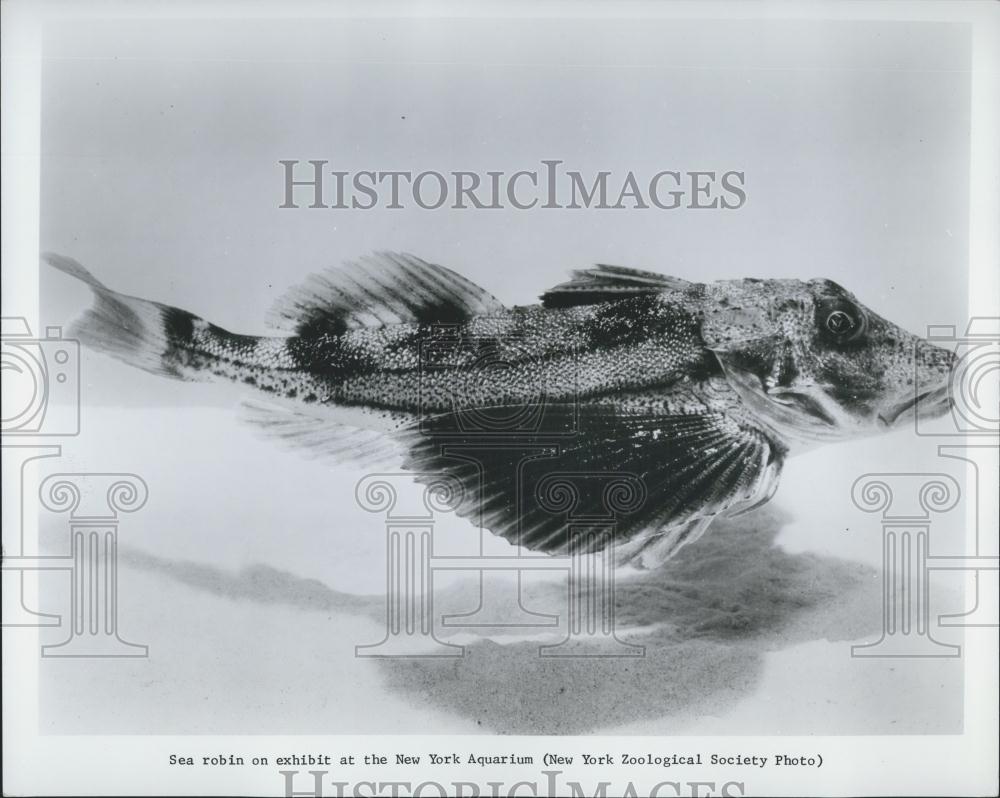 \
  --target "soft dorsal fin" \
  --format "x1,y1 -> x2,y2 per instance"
268,252 -> 506,337
541,263 -> 696,308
